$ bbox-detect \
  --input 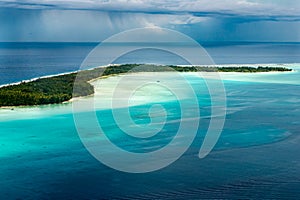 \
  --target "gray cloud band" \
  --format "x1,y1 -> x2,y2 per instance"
72,28 -> 226,173
3,0 -> 299,21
